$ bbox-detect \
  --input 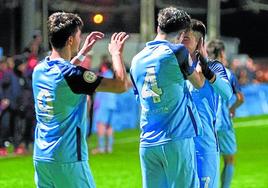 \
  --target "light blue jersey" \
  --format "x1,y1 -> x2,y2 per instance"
32,57 -> 102,163
130,40 -> 202,148
217,68 -> 240,155
131,40 -> 202,188
189,60 -> 232,153
95,69 -> 117,110
94,69 -> 117,126
188,60 -> 232,188
217,68 -> 241,131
